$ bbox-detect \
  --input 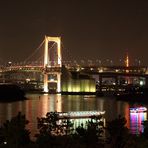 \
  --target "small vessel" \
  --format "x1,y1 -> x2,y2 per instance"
130,107 -> 147,113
